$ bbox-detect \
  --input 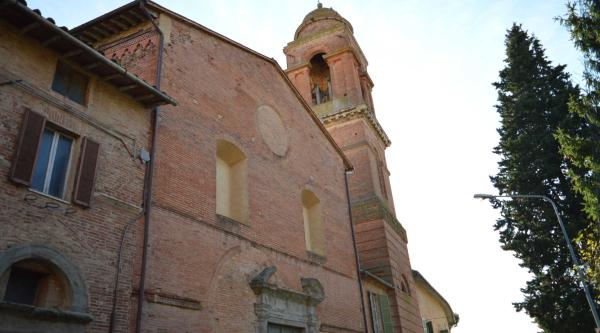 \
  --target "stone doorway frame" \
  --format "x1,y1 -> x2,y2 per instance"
250,266 -> 325,333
